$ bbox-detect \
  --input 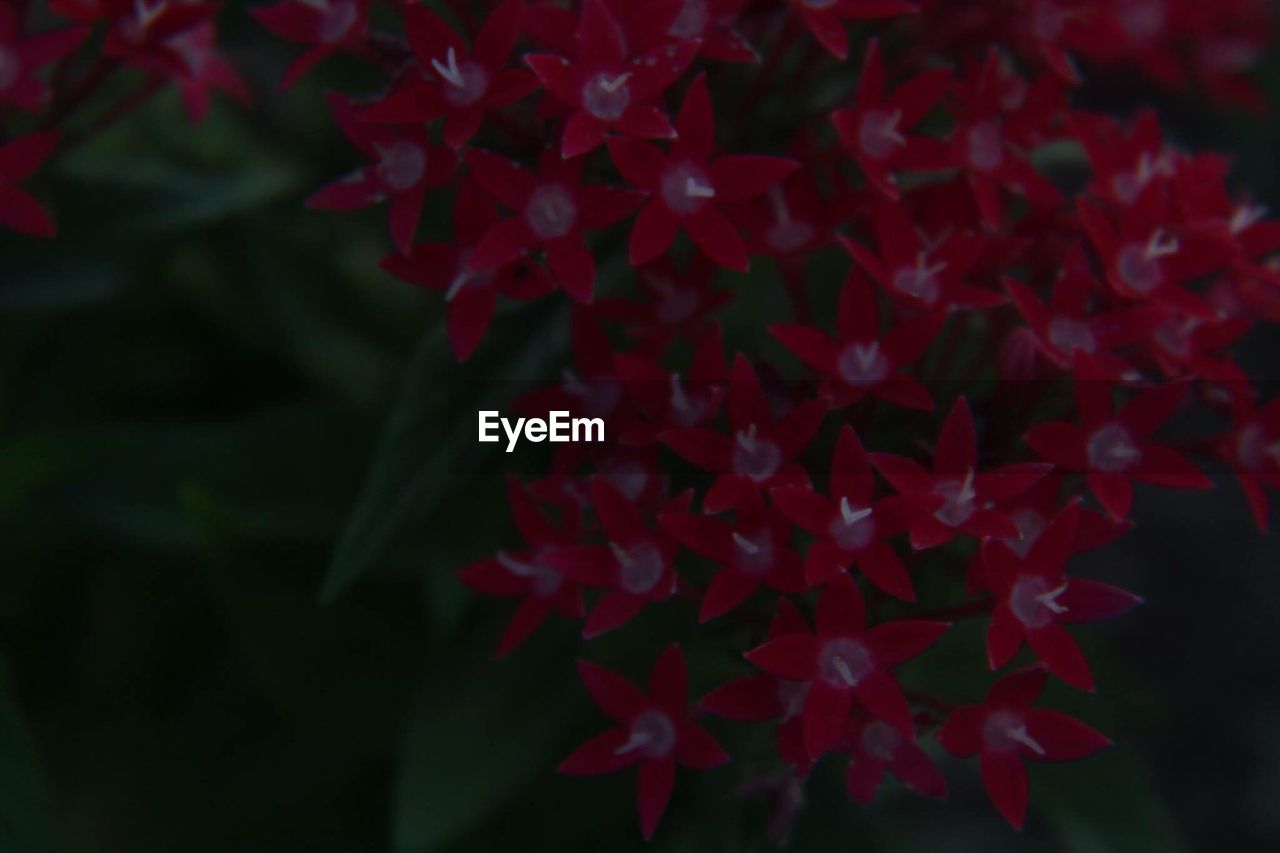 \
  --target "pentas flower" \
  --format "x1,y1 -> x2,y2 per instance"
739,156 -> 842,262
613,323 -> 727,445
595,255 -> 732,355
1024,357 -> 1212,520
0,131 -> 59,237
457,476 -> 585,657
831,40 -> 952,199
841,198 -> 1001,311
559,645 -> 729,840
700,600 -> 817,774
1218,396 -> 1280,532
936,666 -> 1112,829
549,479 -> 688,638
381,178 -> 553,361
463,148 -> 644,302
1073,110 -> 1172,207
99,0 -> 220,60
787,0 -> 919,60
772,425 -> 924,600
771,275 -> 946,411
253,0 -> 370,88
307,93 -> 456,254
360,0 -> 536,149
1079,186 -> 1226,316
948,50 -> 1064,227
141,20 -> 252,123
1144,310 -> 1252,385
870,397 -> 1051,551
663,354 -> 826,514
744,574 -> 950,759
840,713 -> 947,805
984,501 -> 1143,691
525,0 -> 699,158
608,75 -> 799,272
660,488 -> 806,622
0,8 -> 89,111
661,0 -> 757,64
1002,251 -> 1167,378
